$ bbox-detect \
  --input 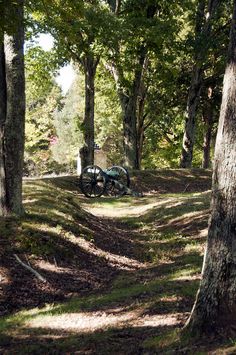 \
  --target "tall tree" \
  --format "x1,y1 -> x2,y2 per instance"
186,0 -> 236,335
33,0 -> 111,169
180,0 -> 220,168
0,0 -> 25,216
79,55 -> 99,169
108,1 -> 160,169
